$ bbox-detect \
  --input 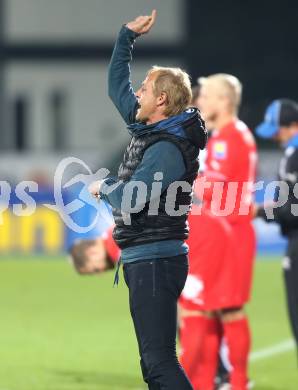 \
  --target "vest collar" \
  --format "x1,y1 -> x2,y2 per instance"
127,108 -> 197,136
127,108 -> 207,150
